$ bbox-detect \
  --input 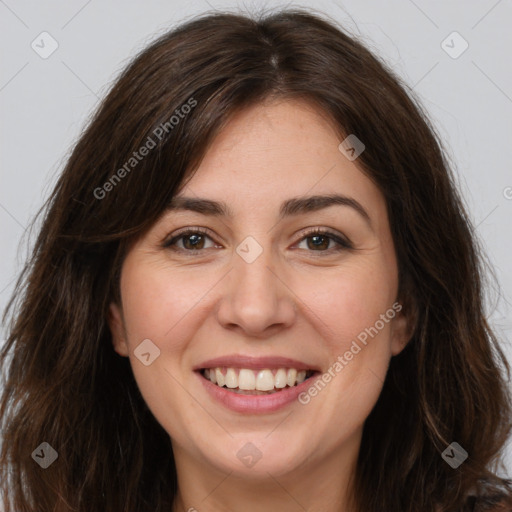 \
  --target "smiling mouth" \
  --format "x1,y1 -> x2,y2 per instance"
200,367 -> 317,395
